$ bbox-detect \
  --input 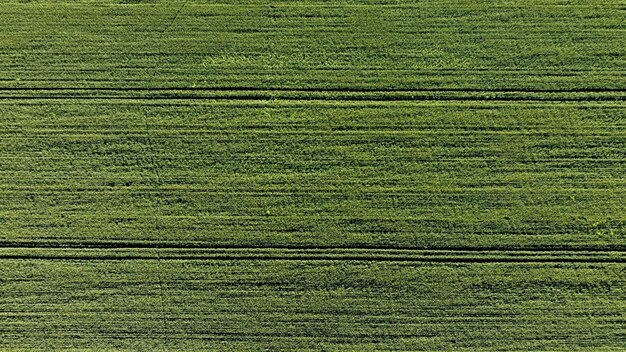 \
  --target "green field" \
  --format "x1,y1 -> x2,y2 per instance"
1,0 -> 625,350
